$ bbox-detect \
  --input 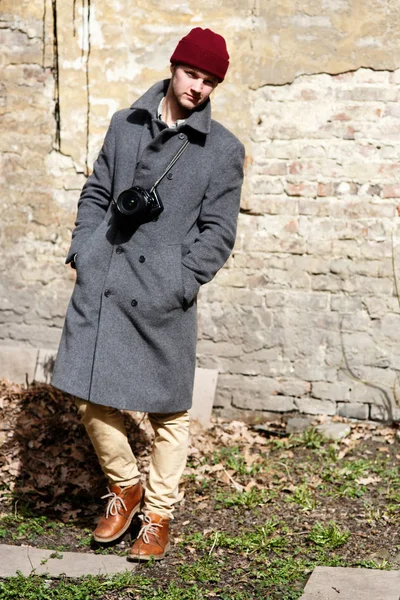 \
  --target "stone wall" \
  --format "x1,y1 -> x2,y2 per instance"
1,1 -> 400,422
